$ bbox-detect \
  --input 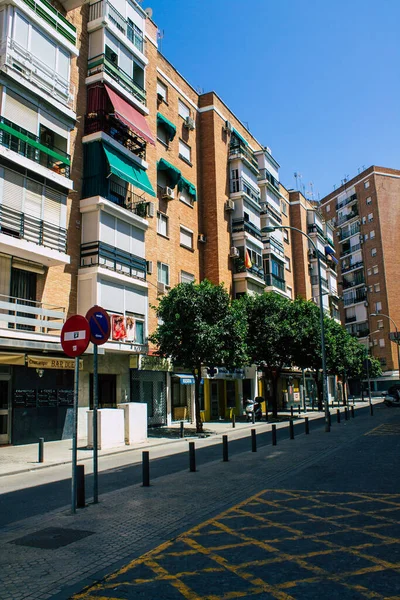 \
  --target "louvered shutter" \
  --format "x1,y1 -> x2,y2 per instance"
43,187 -> 62,226
2,169 -> 24,211
4,91 -> 38,134
24,179 -> 42,218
